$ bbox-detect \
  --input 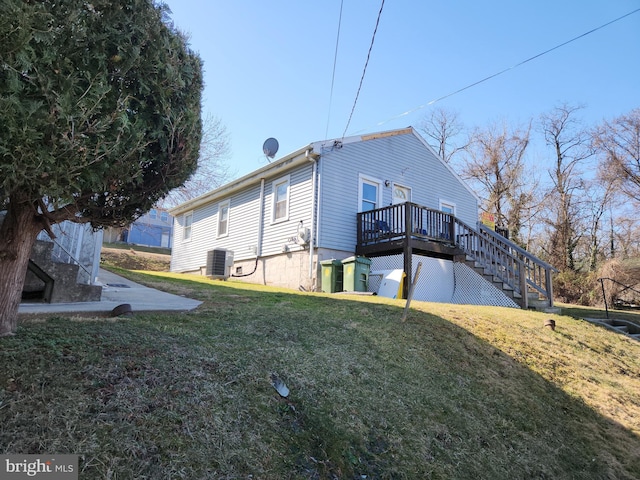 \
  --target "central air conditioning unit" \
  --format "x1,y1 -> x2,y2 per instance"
206,248 -> 234,279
